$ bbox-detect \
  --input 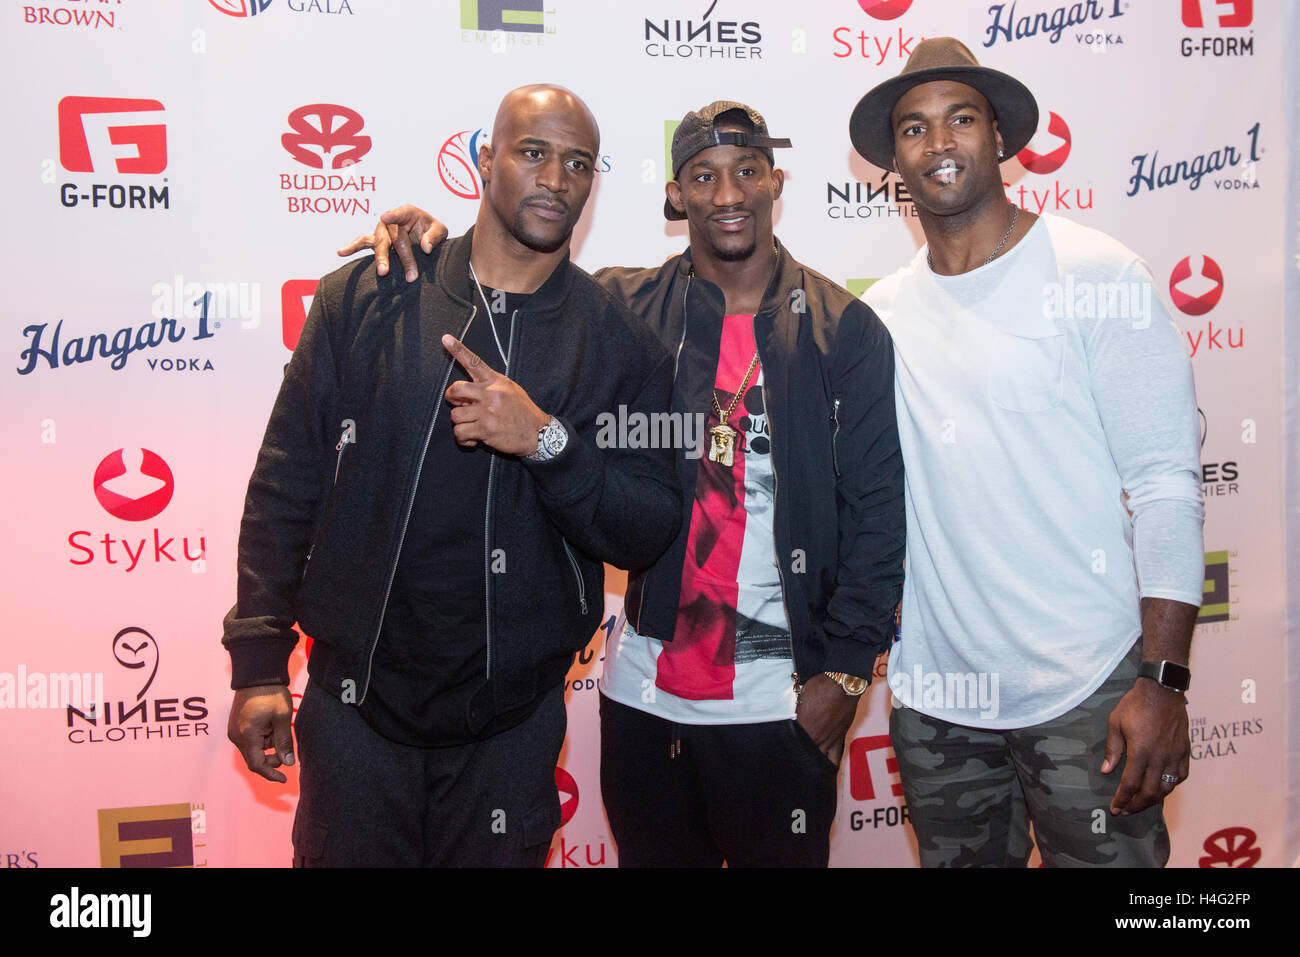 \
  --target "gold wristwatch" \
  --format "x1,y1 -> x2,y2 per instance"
824,671 -> 868,696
